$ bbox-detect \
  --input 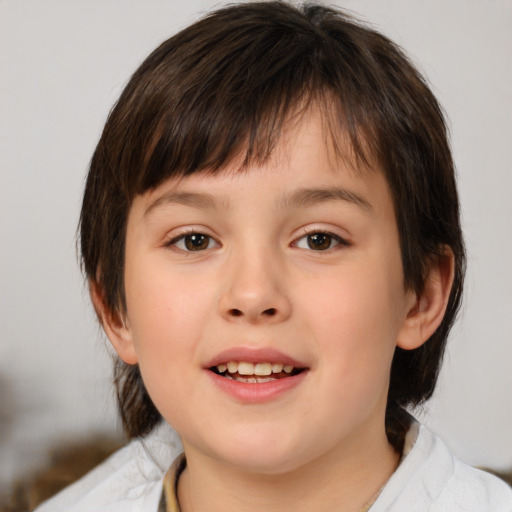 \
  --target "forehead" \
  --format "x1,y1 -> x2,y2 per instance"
131,107 -> 392,223
131,91 -> 380,198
